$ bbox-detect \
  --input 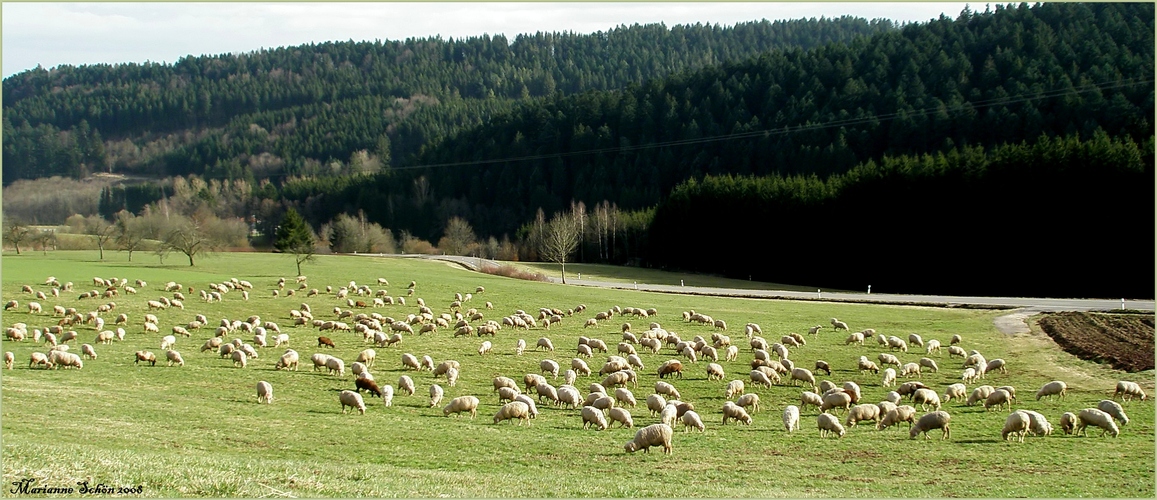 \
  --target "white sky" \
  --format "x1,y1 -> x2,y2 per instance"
2,2 -> 975,78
